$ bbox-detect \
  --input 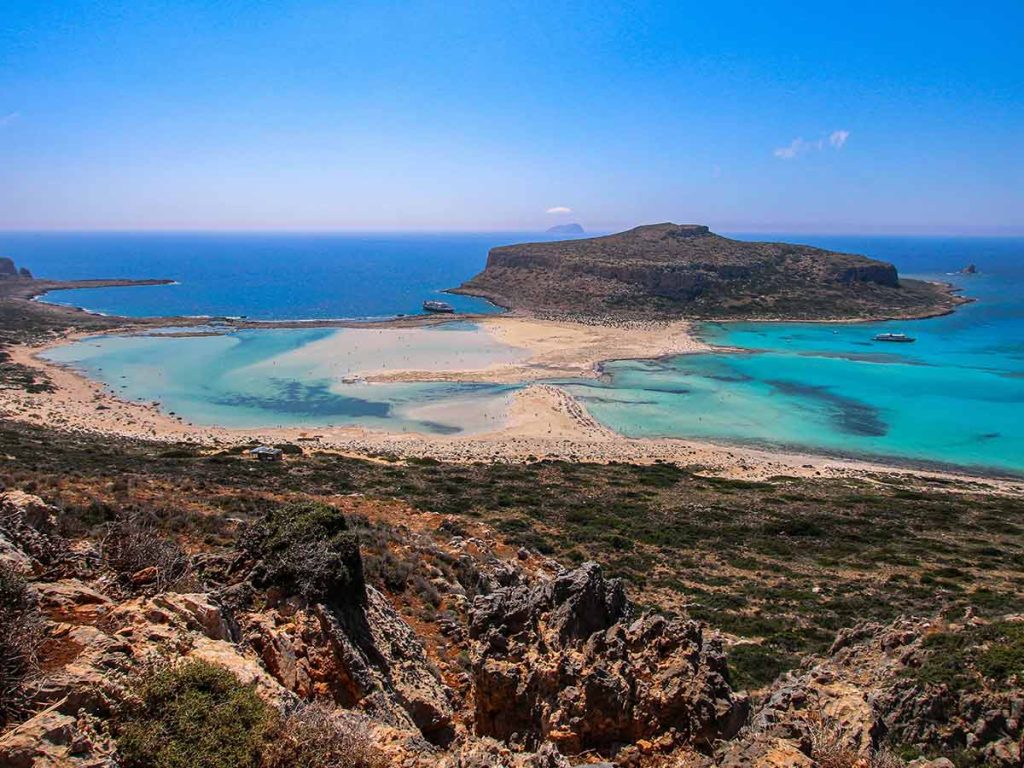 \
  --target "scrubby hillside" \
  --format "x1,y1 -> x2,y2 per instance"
0,422 -> 1021,766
